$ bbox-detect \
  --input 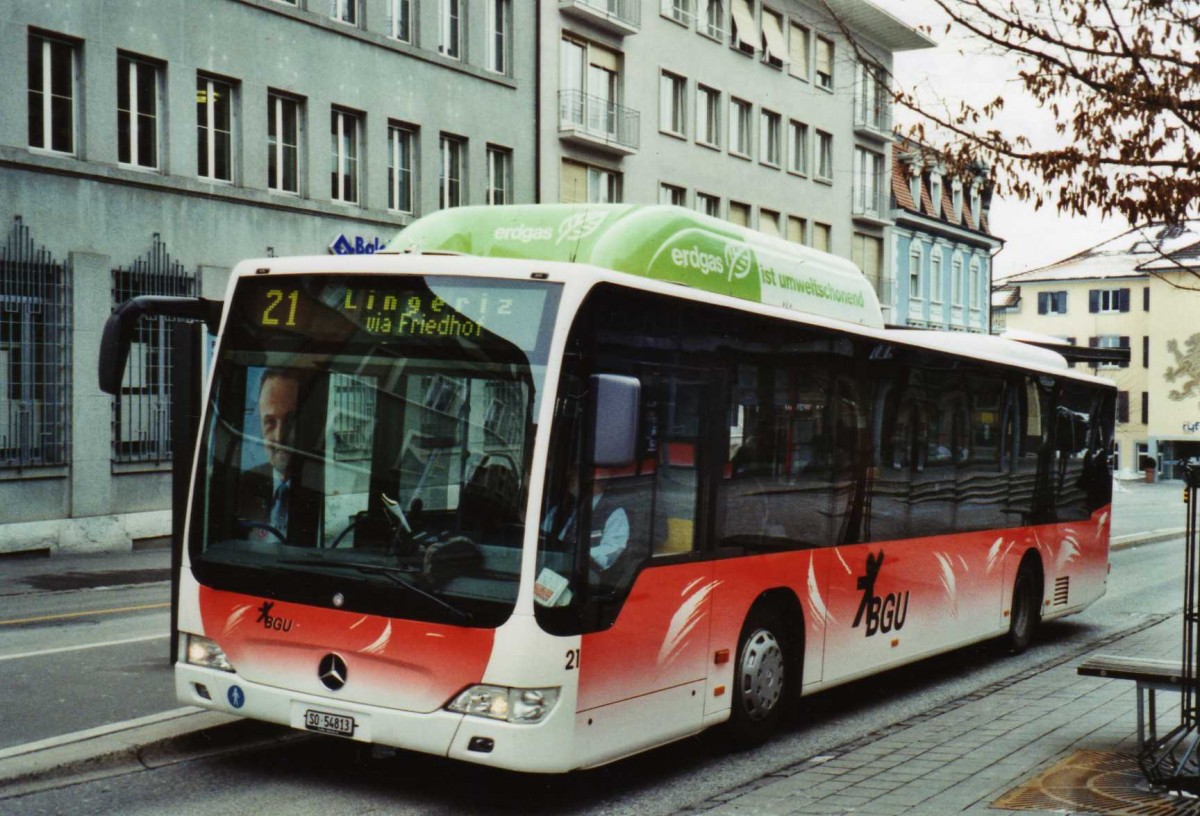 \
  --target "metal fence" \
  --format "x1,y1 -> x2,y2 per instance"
558,89 -> 641,152
111,234 -> 196,465
0,217 -> 71,470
